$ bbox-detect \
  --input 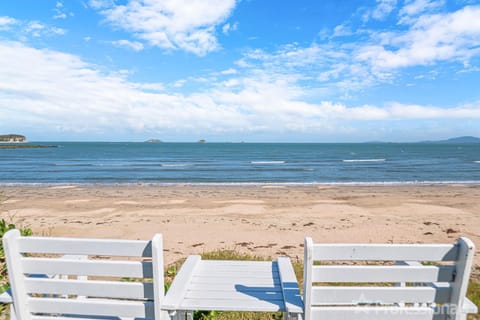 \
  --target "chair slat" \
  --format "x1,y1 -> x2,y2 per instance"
21,258 -> 153,278
312,265 -> 454,283
312,244 -> 458,261
310,306 -> 446,320
200,260 -> 274,267
176,298 -> 284,312
185,290 -> 284,300
18,237 -> 152,257
311,286 -> 451,304
191,276 -> 280,286
27,297 -> 154,318
25,278 -> 154,299
187,282 -> 282,291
